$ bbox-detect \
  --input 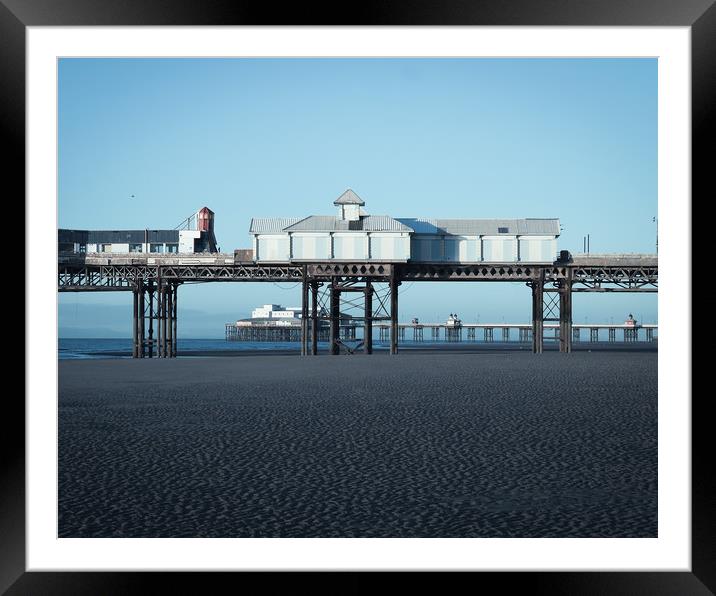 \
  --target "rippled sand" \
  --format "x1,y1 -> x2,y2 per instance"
59,352 -> 657,537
